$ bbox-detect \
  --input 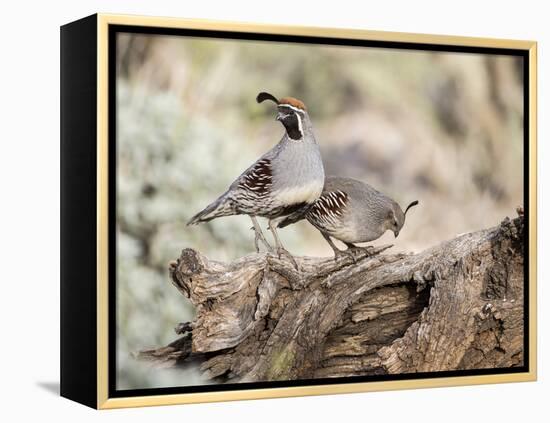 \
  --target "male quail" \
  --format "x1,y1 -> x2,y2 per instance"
188,92 -> 325,258
278,176 -> 418,259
